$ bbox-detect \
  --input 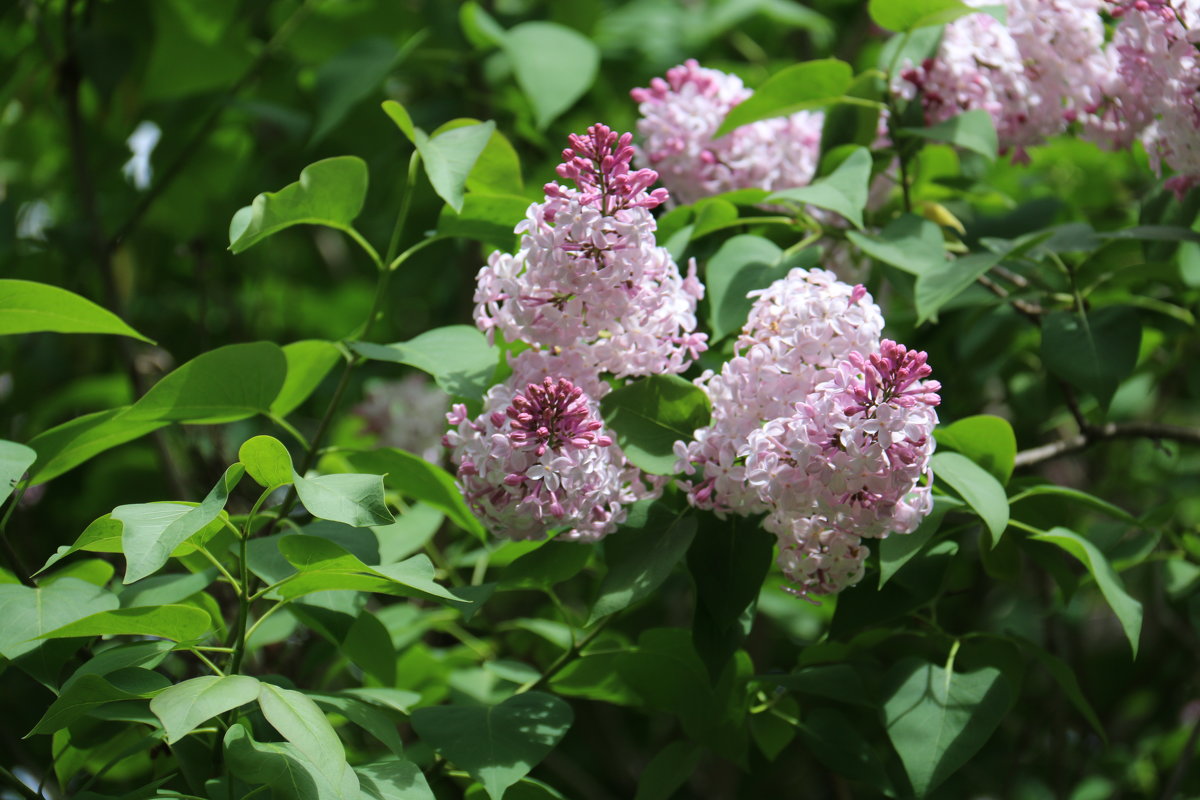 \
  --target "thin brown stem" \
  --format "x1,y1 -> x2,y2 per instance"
1014,422 -> 1200,469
